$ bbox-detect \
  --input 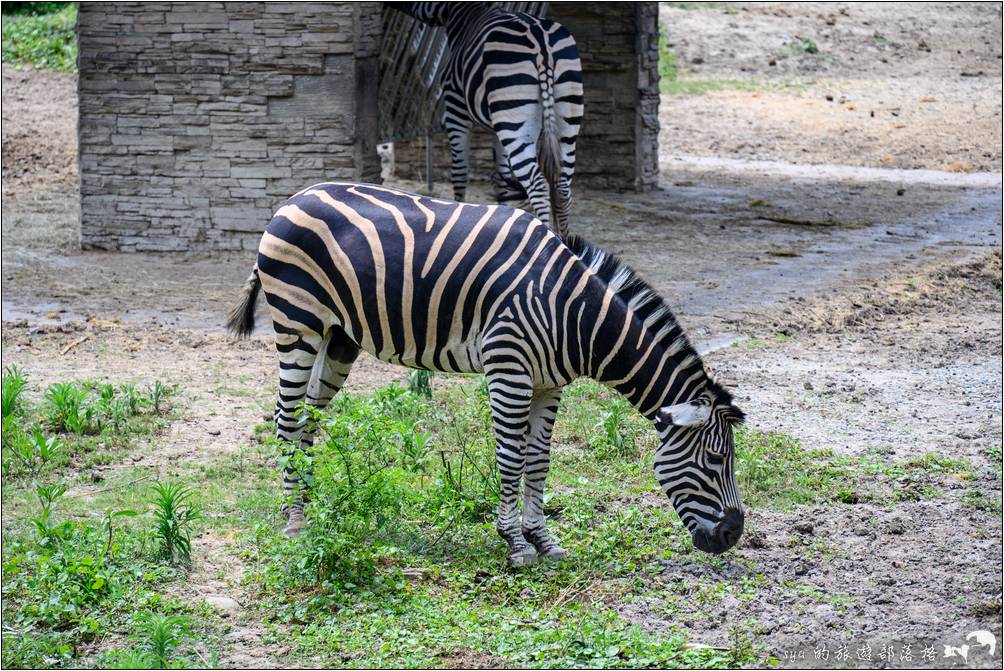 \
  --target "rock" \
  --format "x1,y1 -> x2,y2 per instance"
742,530 -> 767,549
884,513 -> 909,535
205,595 -> 240,616
793,521 -> 814,535
89,470 -> 105,483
